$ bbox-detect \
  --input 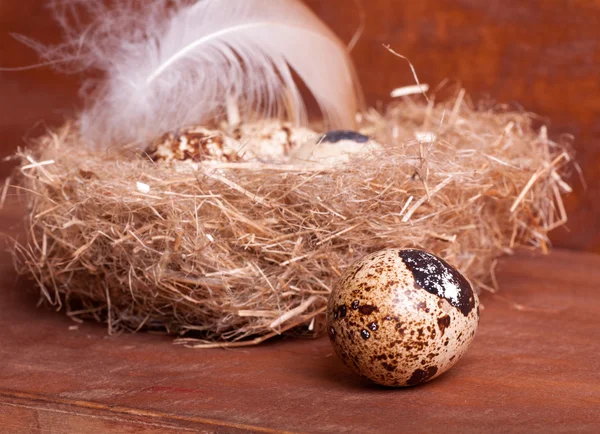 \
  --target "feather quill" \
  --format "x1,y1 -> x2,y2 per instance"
24,0 -> 362,148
